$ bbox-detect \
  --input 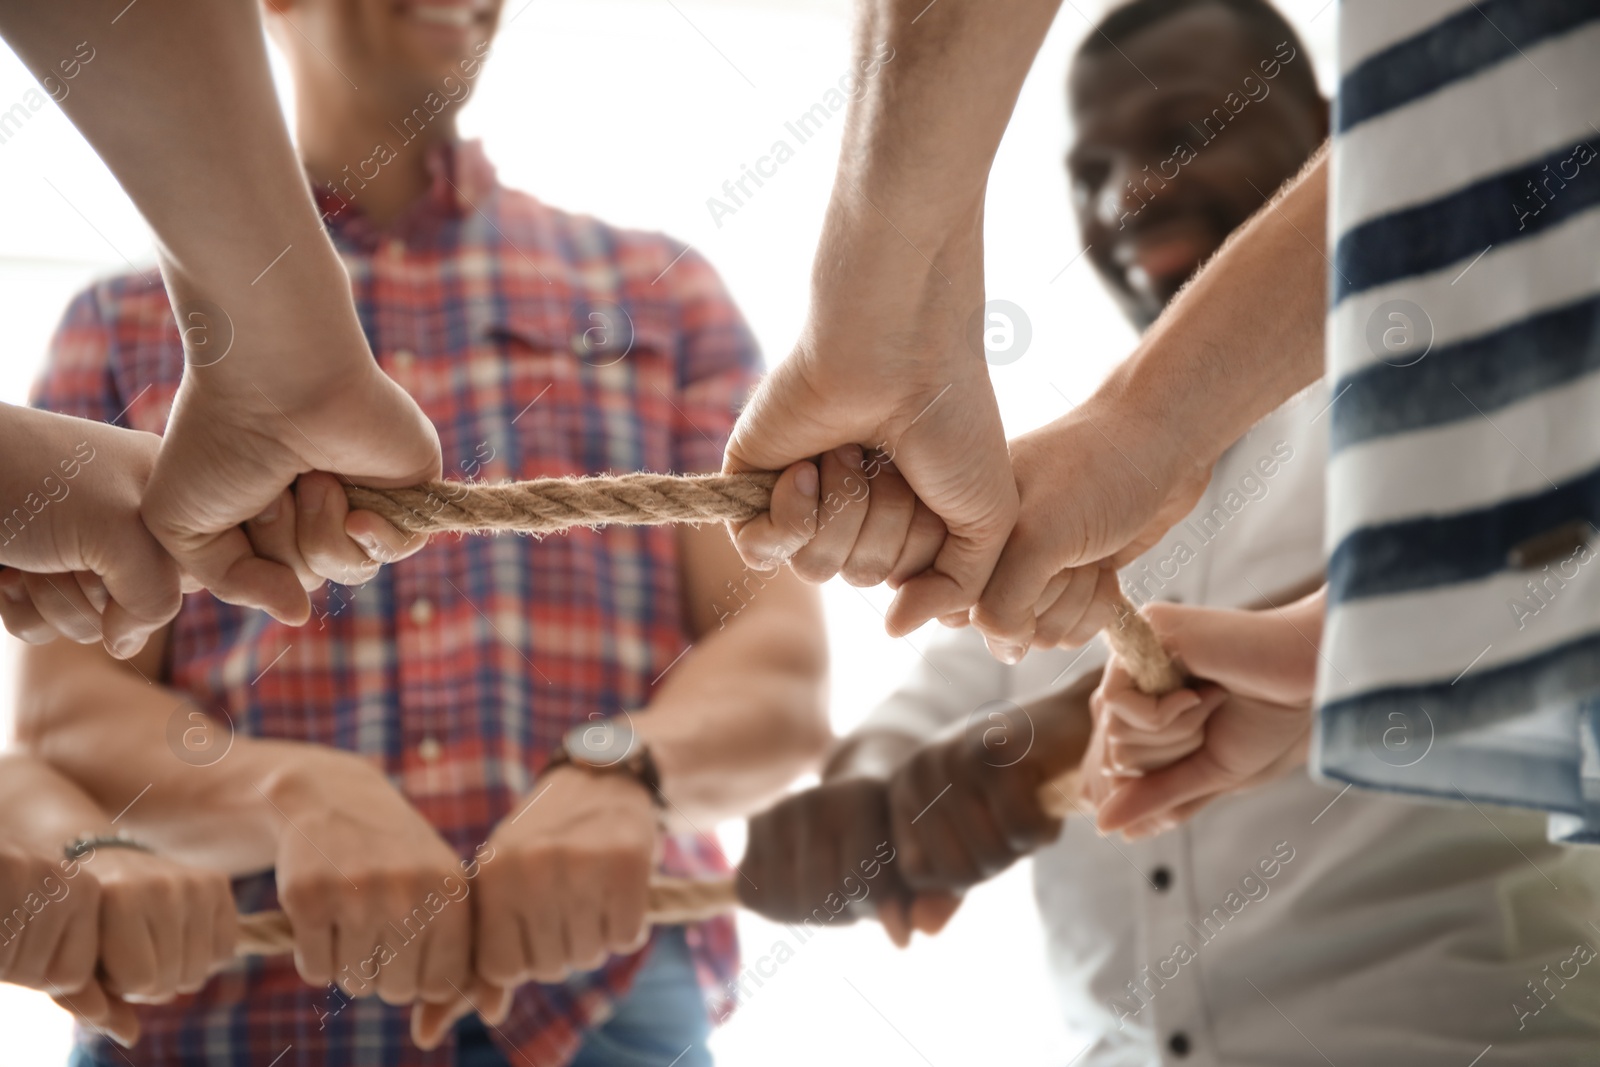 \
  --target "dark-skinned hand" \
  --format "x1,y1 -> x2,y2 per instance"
886,687 -> 1092,894
738,777 -> 959,947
